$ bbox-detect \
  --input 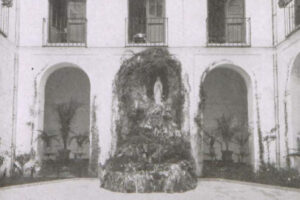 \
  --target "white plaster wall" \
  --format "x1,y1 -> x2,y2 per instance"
14,46 -> 276,170
290,57 -> 300,141
246,0 -> 273,47
87,0 -> 127,47
276,2 -> 286,43
277,32 -> 300,168
0,36 -> 15,154
0,2 -> 17,157
18,0 -> 274,48
13,0 -> 280,171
